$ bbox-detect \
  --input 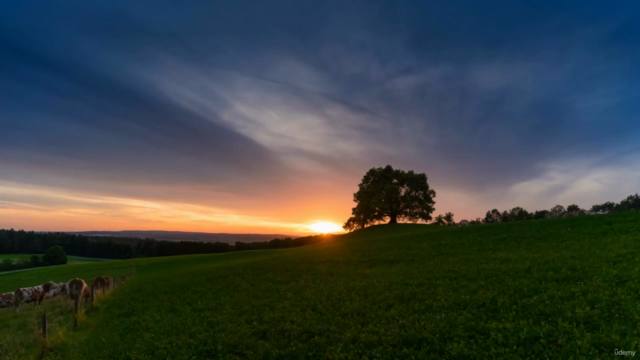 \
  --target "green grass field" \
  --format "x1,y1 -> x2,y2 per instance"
0,255 -> 111,275
2,212 -> 640,359
0,254 -> 111,263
